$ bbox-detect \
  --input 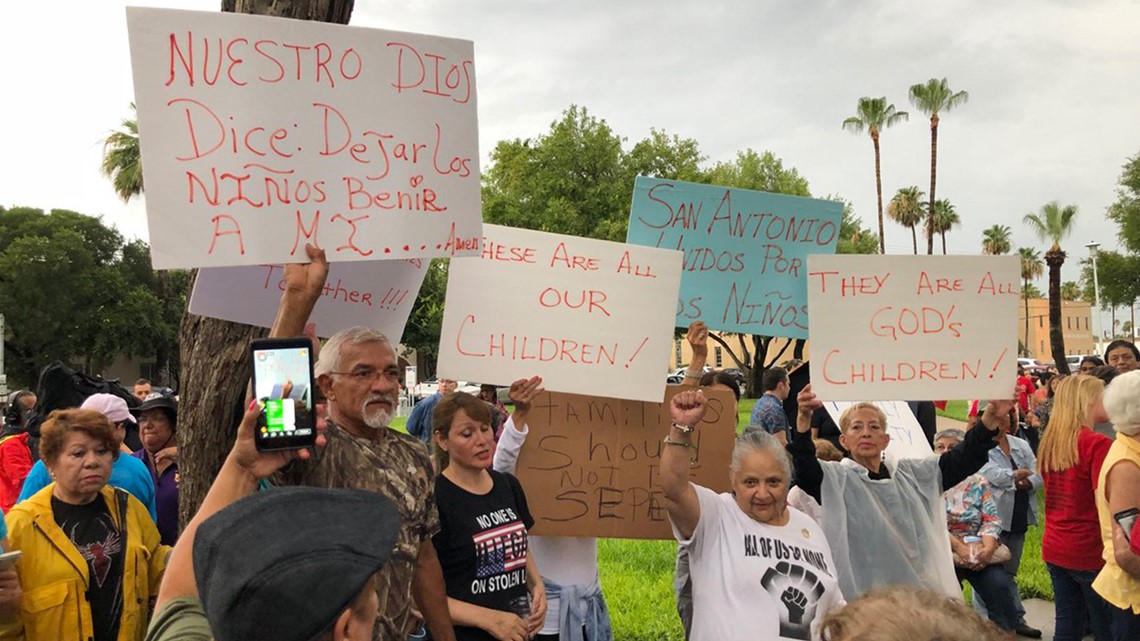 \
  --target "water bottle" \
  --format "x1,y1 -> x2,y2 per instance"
963,535 -> 982,565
